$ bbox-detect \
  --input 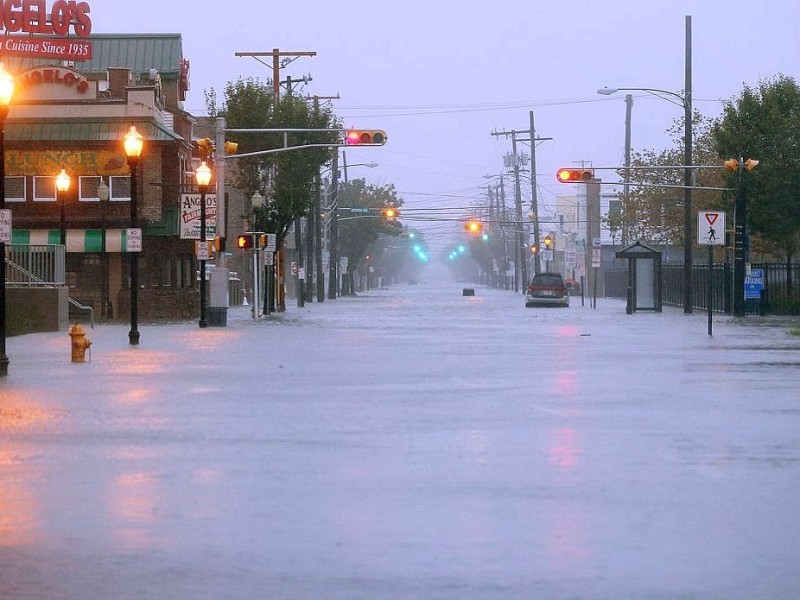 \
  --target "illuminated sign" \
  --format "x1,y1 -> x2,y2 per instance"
0,1 -> 92,37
